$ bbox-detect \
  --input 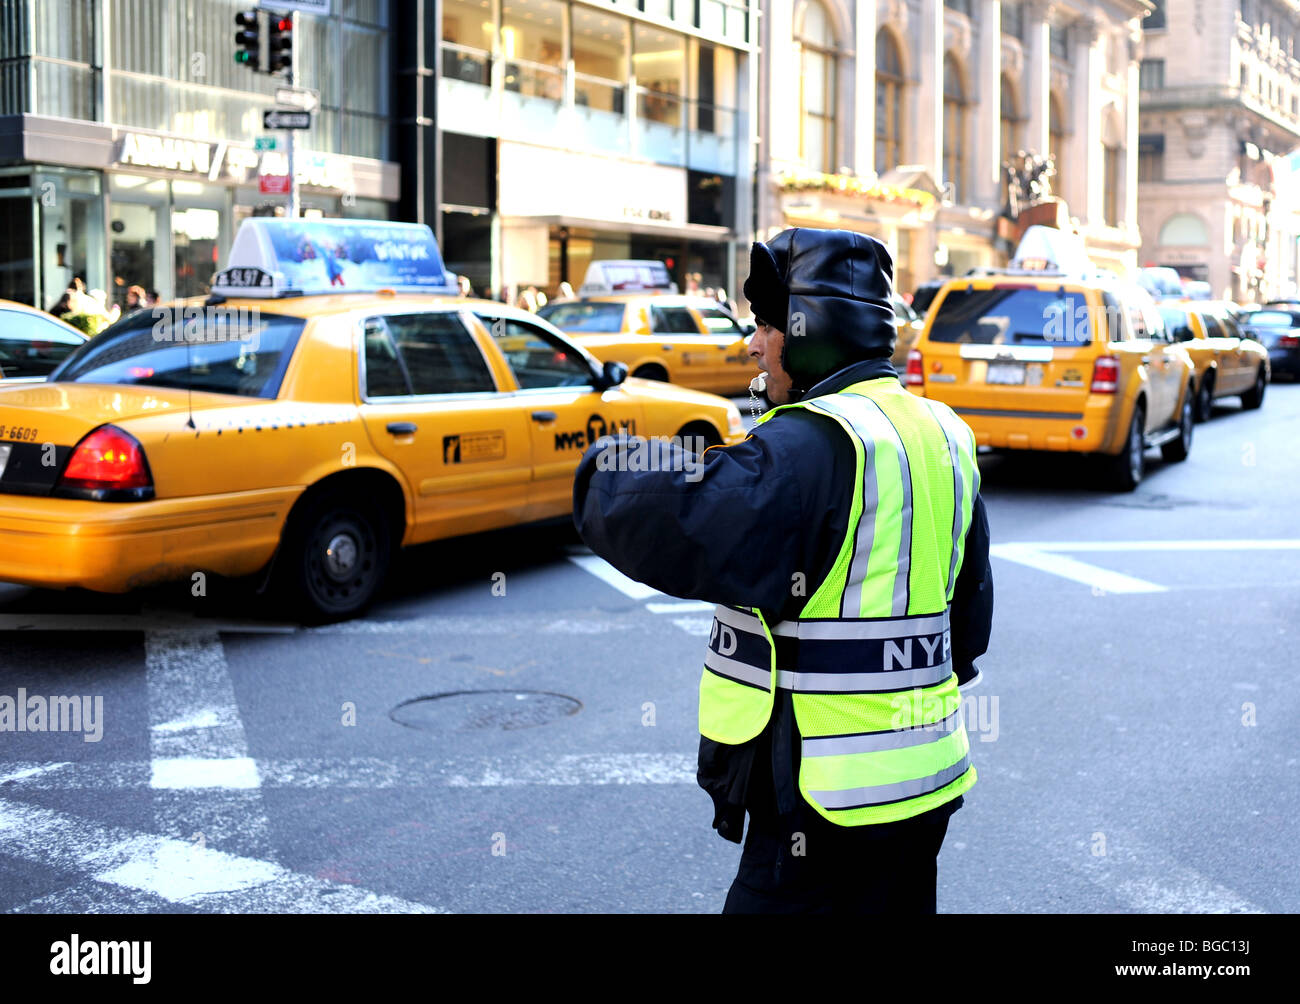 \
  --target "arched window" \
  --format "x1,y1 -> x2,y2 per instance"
796,1 -> 837,172
1049,92 -> 1065,200
1000,75 -> 1022,207
943,53 -> 967,203
875,30 -> 905,173
1158,213 -> 1210,246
